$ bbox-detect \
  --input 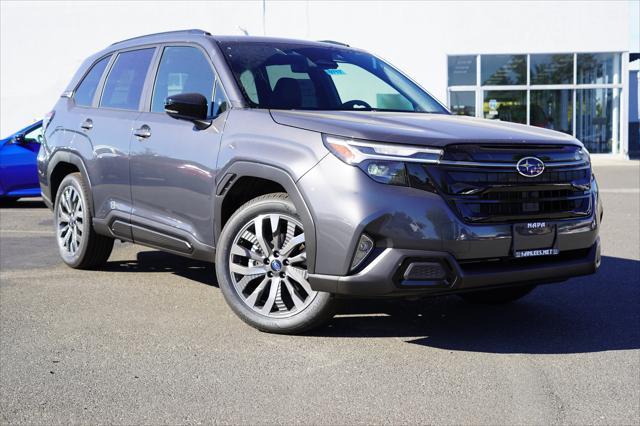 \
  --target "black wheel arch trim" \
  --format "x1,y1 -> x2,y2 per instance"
214,161 -> 318,273
46,149 -> 95,215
